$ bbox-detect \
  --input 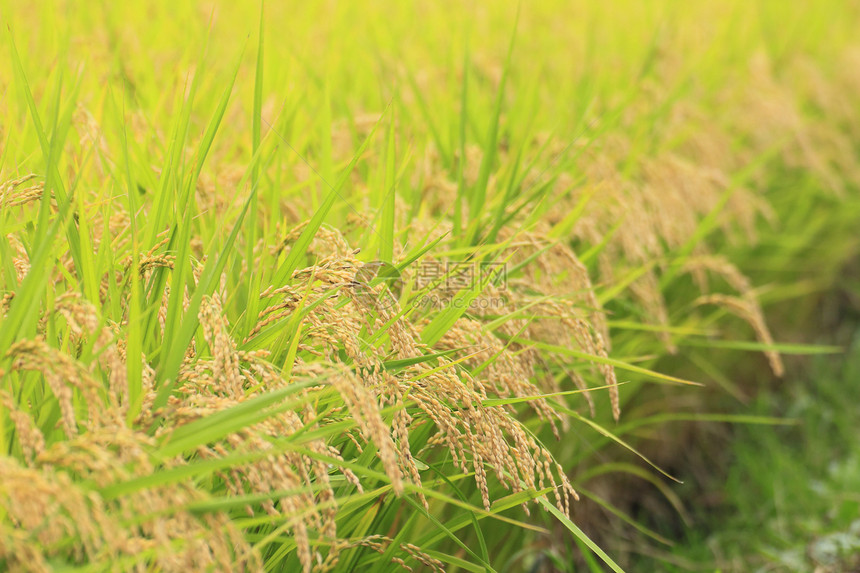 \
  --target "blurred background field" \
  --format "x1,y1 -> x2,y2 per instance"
1,1 -> 859,571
